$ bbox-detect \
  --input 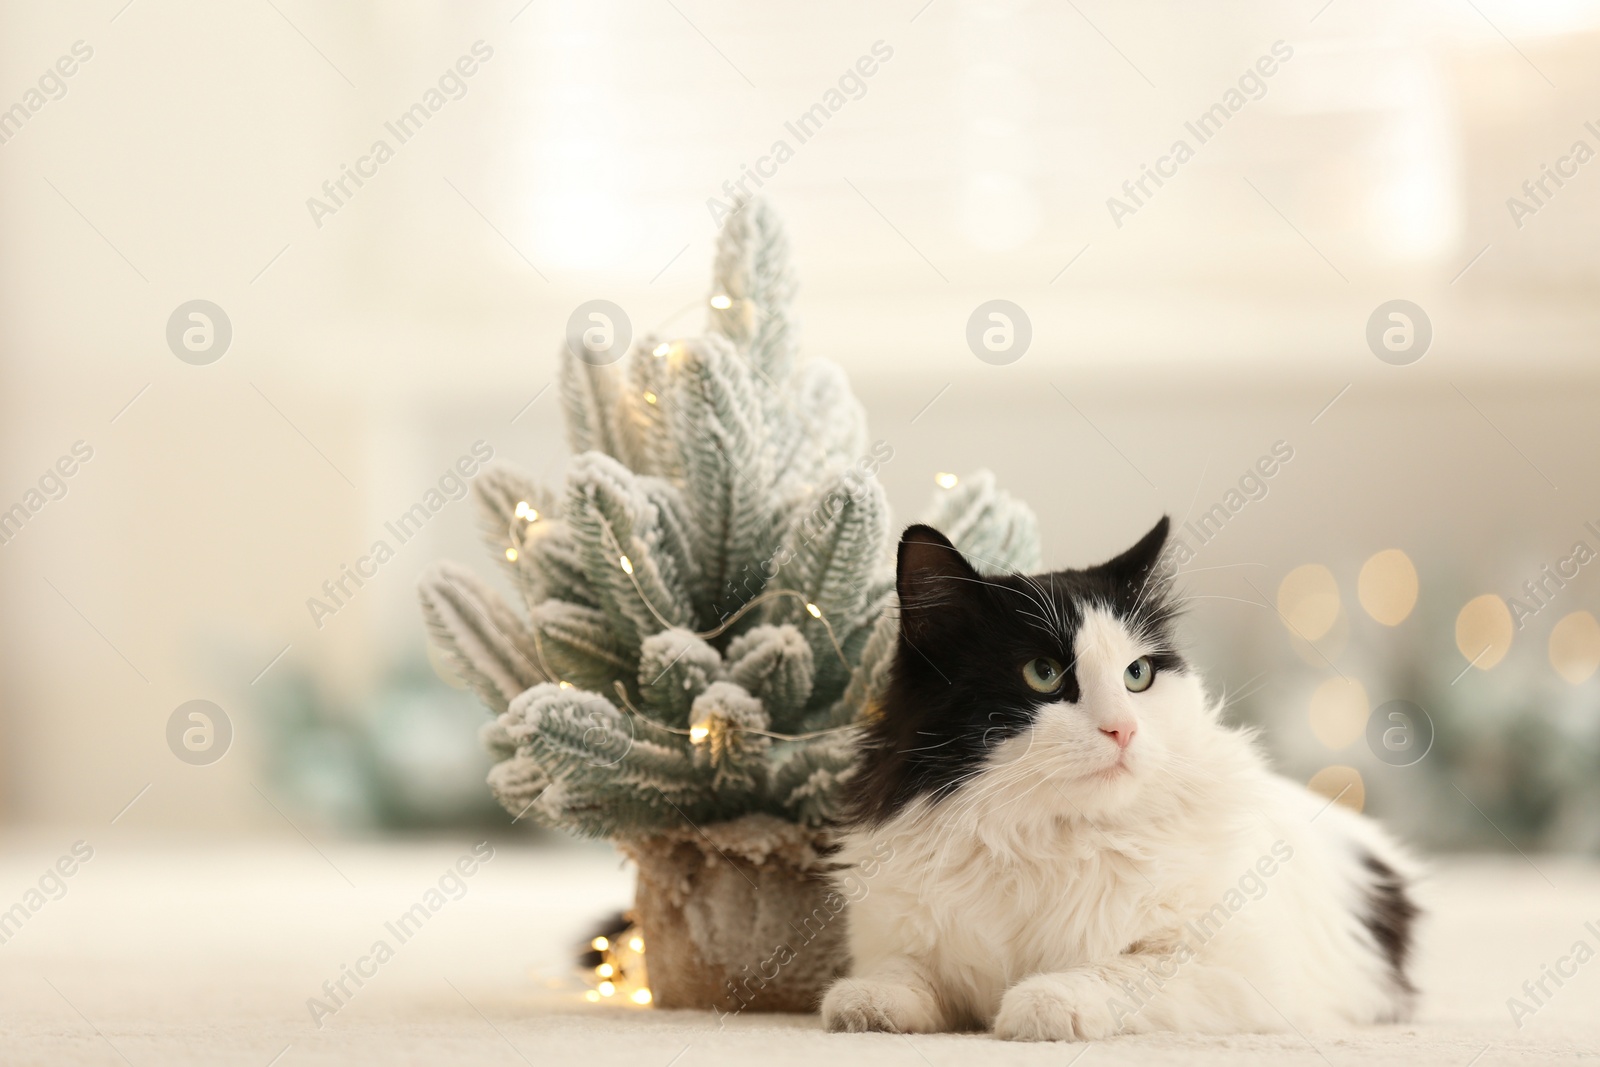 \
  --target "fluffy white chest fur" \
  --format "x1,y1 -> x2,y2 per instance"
822,529 -> 1420,1042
